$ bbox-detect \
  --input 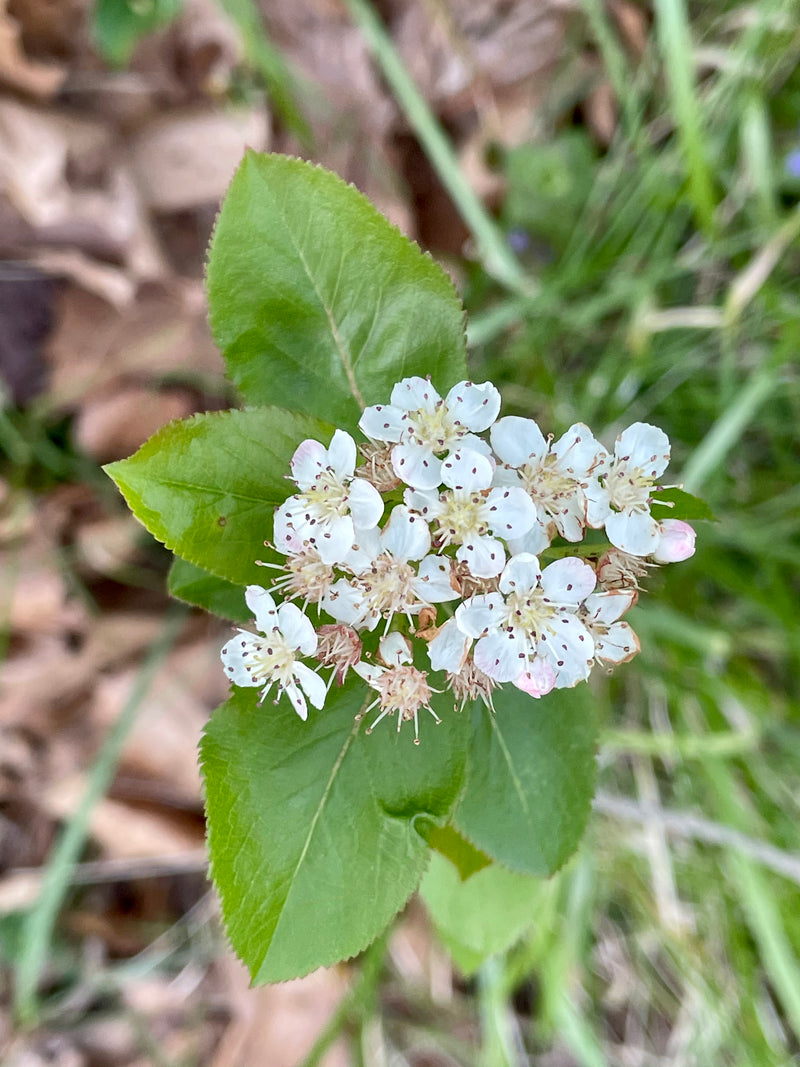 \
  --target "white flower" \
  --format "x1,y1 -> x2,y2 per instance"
652,519 -> 696,563
581,589 -> 640,665
456,553 -> 596,690
274,429 -> 384,564
354,632 -> 440,744
405,448 -> 536,578
220,586 -> 326,720
427,618 -> 499,711
586,422 -> 671,556
490,417 -> 604,552
258,526 -> 336,607
322,505 -> 456,631
359,377 -> 501,490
